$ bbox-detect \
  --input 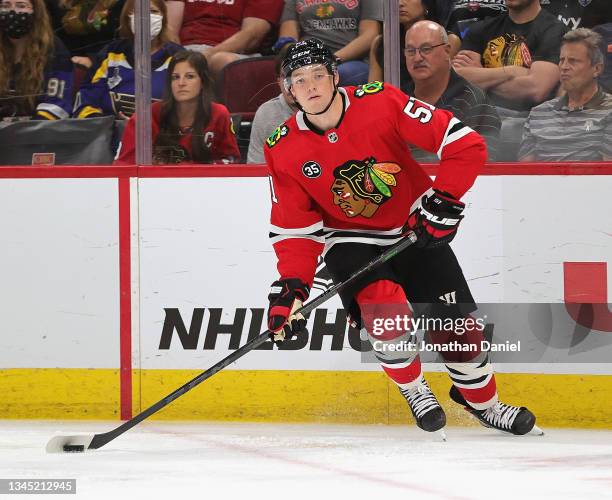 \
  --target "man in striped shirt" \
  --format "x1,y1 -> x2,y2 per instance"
403,20 -> 501,162
520,28 -> 612,162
